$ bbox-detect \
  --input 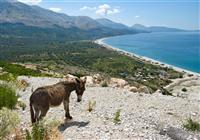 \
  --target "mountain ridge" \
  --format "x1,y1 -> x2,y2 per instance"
132,24 -> 187,32
0,0 -> 193,42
